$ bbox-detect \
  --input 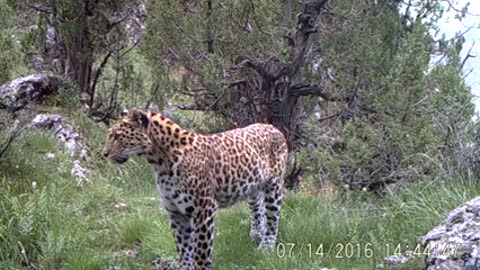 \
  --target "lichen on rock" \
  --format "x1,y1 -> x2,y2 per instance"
30,113 -> 91,185
421,196 -> 480,270
0,74 -> 61,112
